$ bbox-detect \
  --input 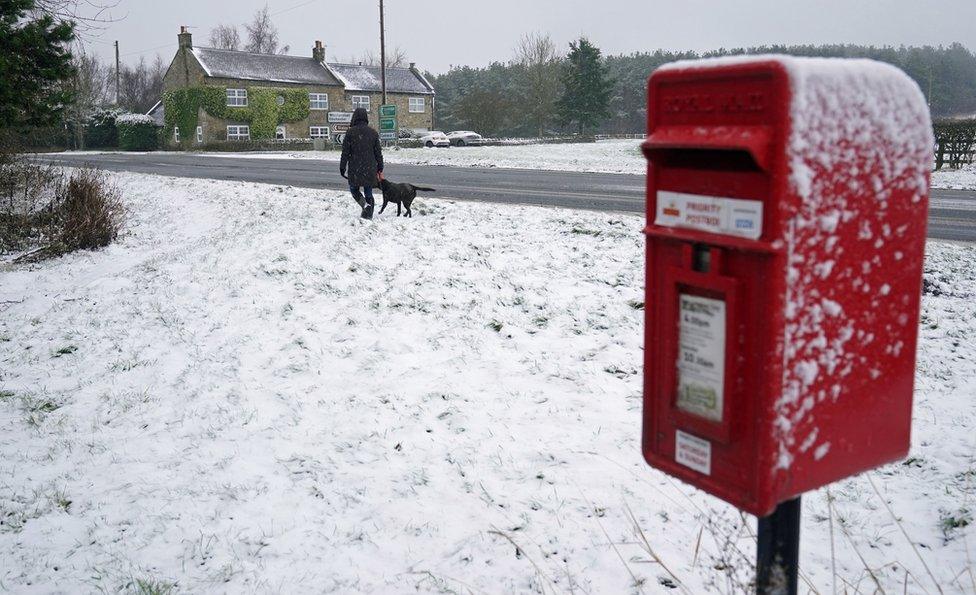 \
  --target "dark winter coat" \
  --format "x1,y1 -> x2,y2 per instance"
340,108 -> 384,187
